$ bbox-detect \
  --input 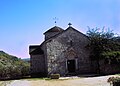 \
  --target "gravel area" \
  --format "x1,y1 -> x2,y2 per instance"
0,75 -> 117,86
